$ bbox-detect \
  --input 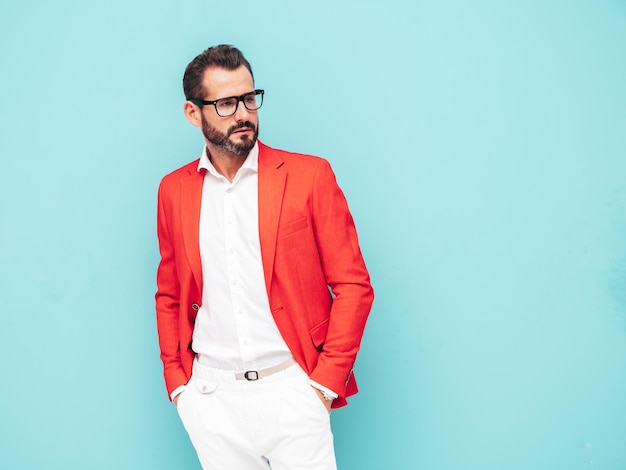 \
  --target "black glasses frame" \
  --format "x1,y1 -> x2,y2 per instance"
191,89 -> 265,117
